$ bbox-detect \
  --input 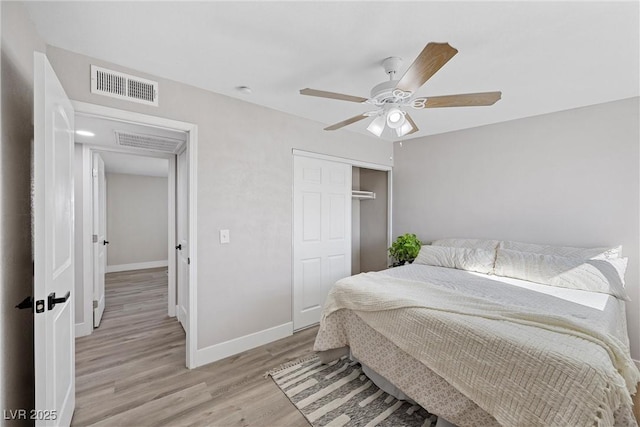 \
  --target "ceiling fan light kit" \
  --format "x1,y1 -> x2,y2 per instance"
395,120 -> 415,138
386,107 -> 406,129
300,42 -> 502,139
366,115 -> 386,137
